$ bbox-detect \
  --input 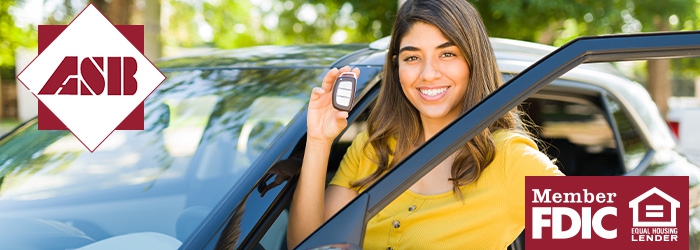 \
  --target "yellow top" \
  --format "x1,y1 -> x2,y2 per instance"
329,130 -> 563,250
